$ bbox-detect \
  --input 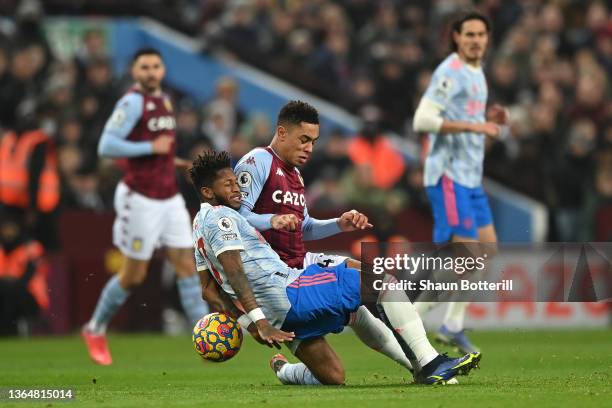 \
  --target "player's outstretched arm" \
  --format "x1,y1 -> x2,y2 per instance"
217,250 -> 295,348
